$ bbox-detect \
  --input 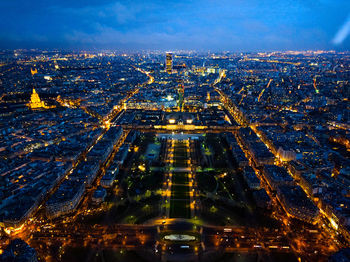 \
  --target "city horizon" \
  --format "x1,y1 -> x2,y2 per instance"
0,1 -> 349,262
2,48 -> 349,53
0,47 -> 349,262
